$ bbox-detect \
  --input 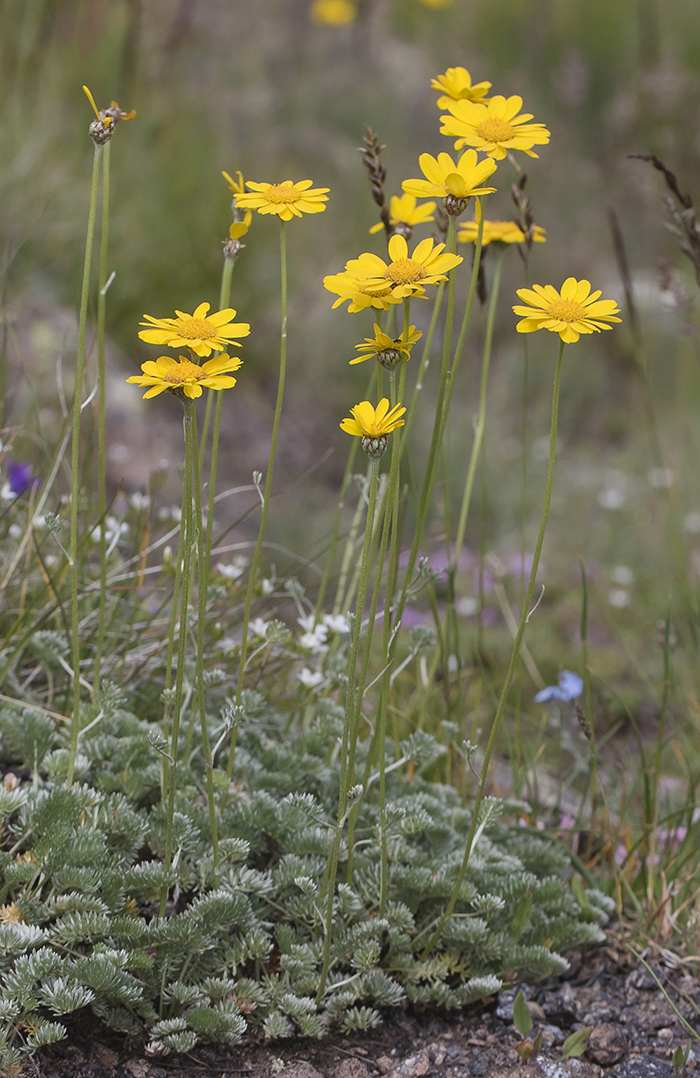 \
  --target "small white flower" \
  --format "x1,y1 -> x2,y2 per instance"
216,561 -> 245,581
611,565 -> 634,586
44,554 -> 58,568
323,614 -> 350,633
261,578 -> 274,595
456,597 -> 478,617
300,625 -> 328,652
297,613 -> 317,632
298,668 -> 324,688
250,617 -> 269,639
608,588 -> 631,608
130,492 -> 151,510
0,482 -> 14,503
684,511 -> 700,534
9,523 -> 22,539
32,515 -> 47,529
